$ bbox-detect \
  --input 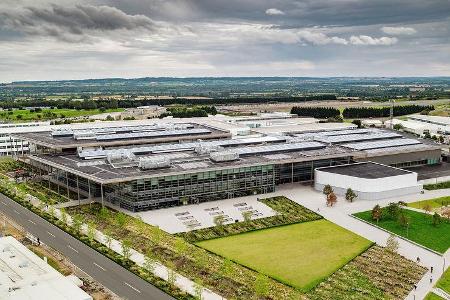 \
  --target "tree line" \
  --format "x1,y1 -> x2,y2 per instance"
160,106 -> 218,118
342,105 -> 434,119
290,106 -> 340,119
0,95 -> 337,110
291,104 -> 434,119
